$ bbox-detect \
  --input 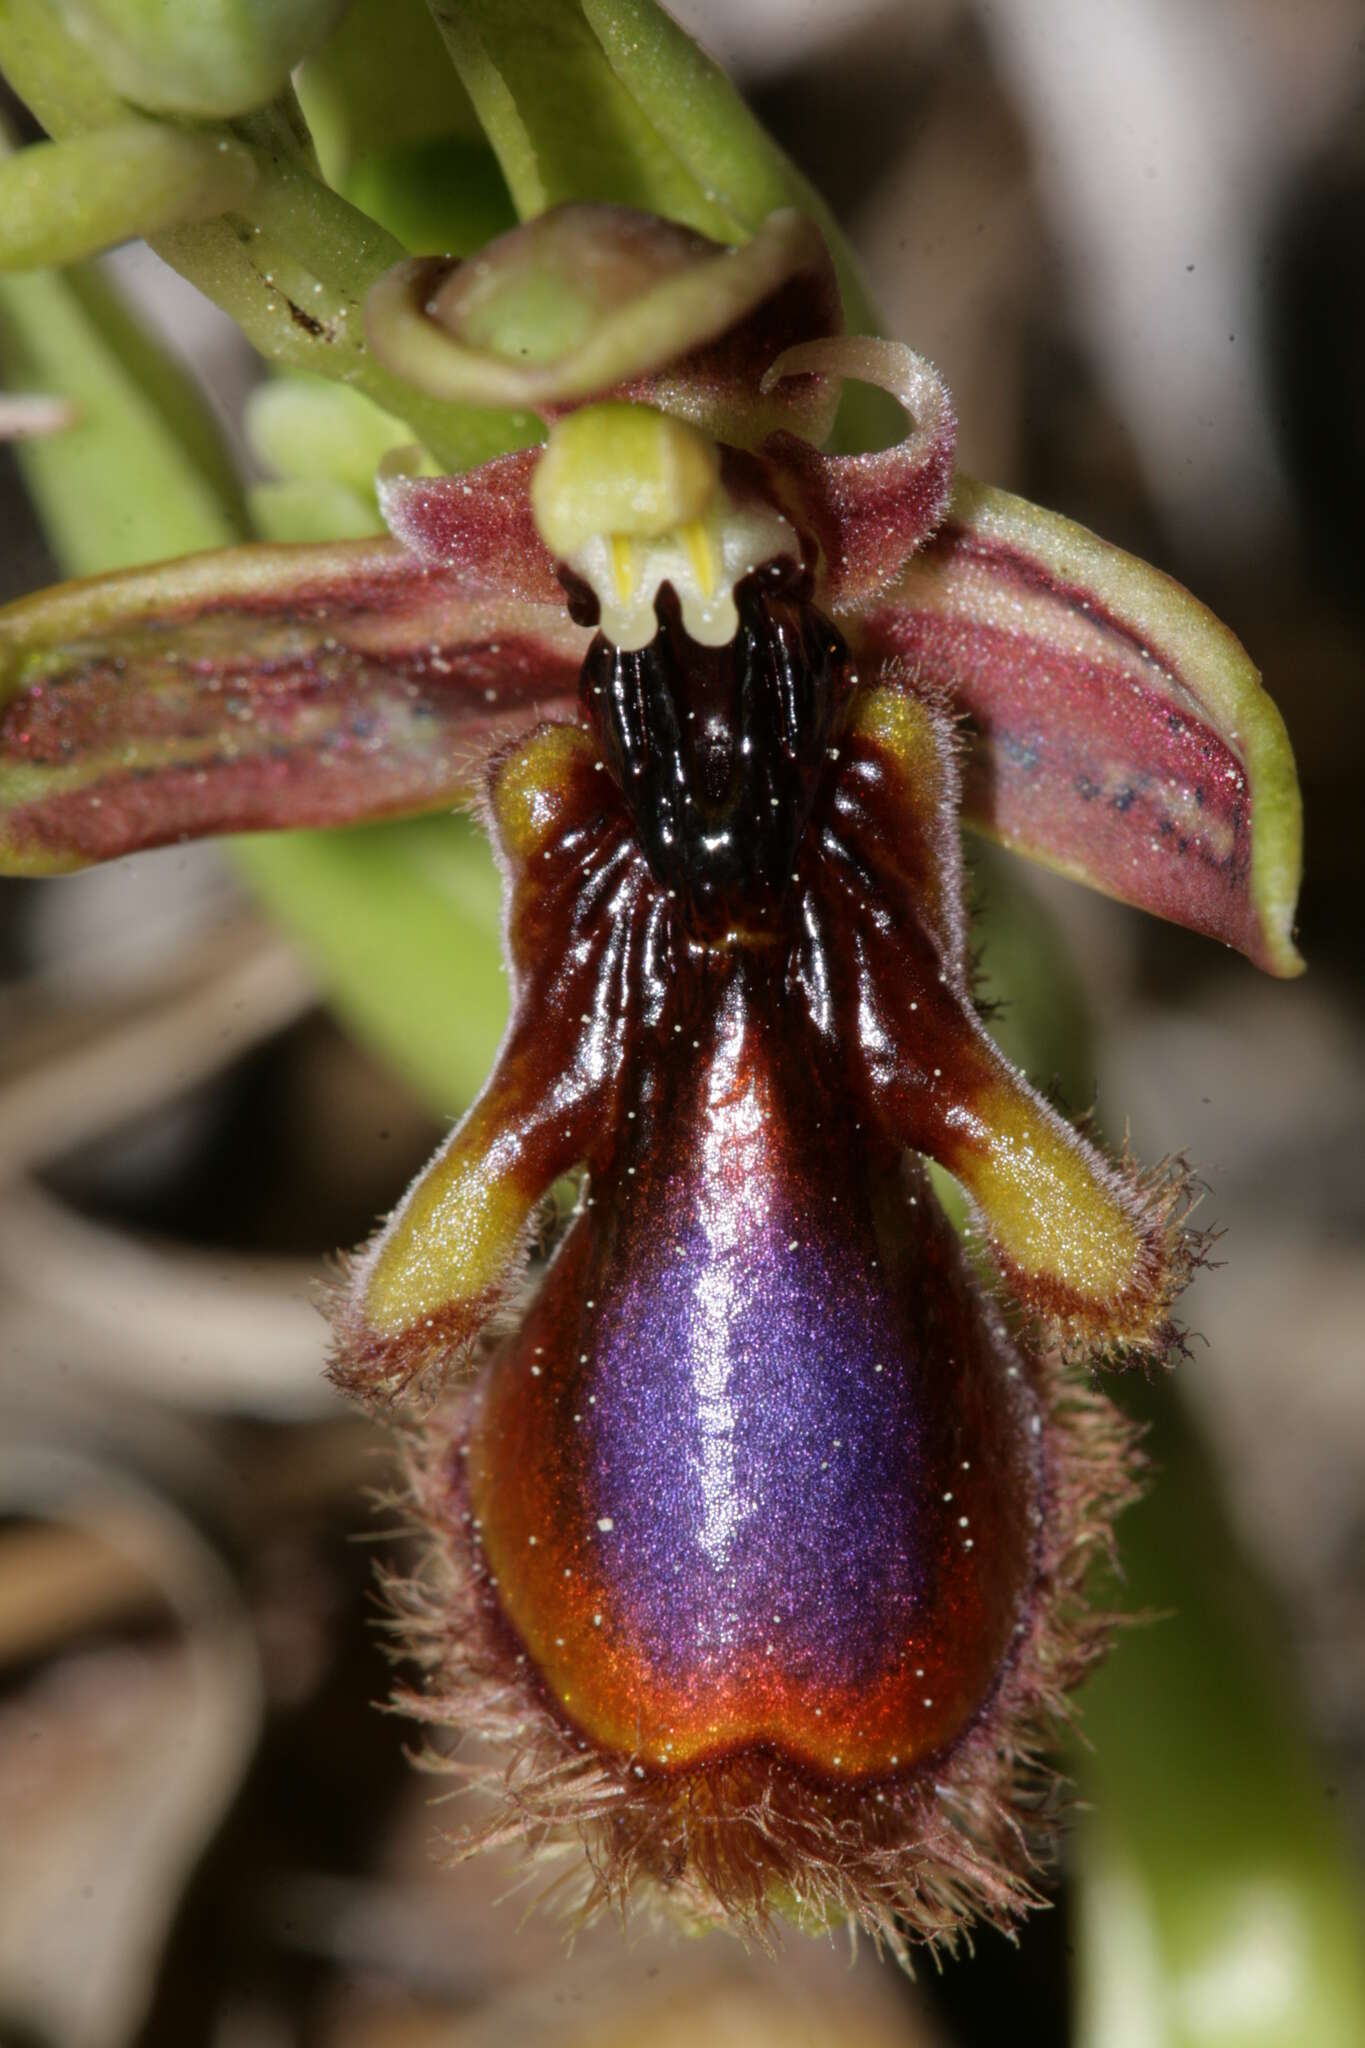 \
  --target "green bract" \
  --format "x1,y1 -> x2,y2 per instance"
364,205 -> 835,425
0,121 -> 256,271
